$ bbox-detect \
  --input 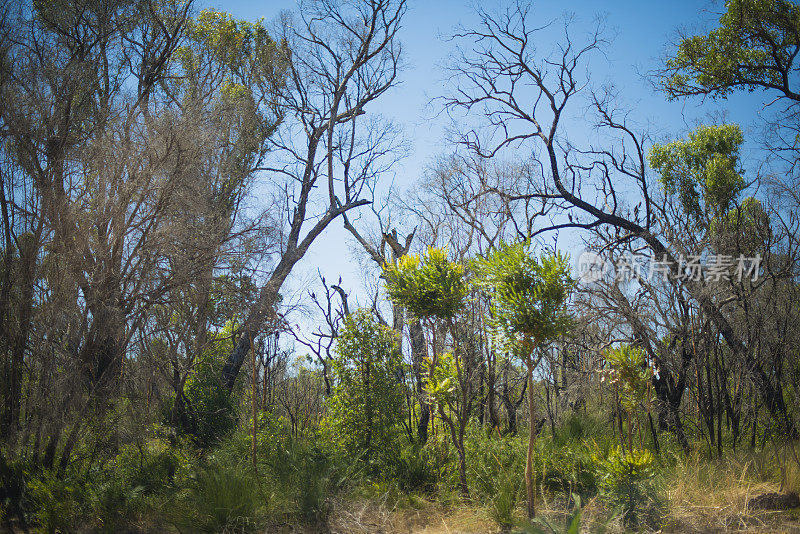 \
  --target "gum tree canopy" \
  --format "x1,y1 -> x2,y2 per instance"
662,0 -> 800,102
